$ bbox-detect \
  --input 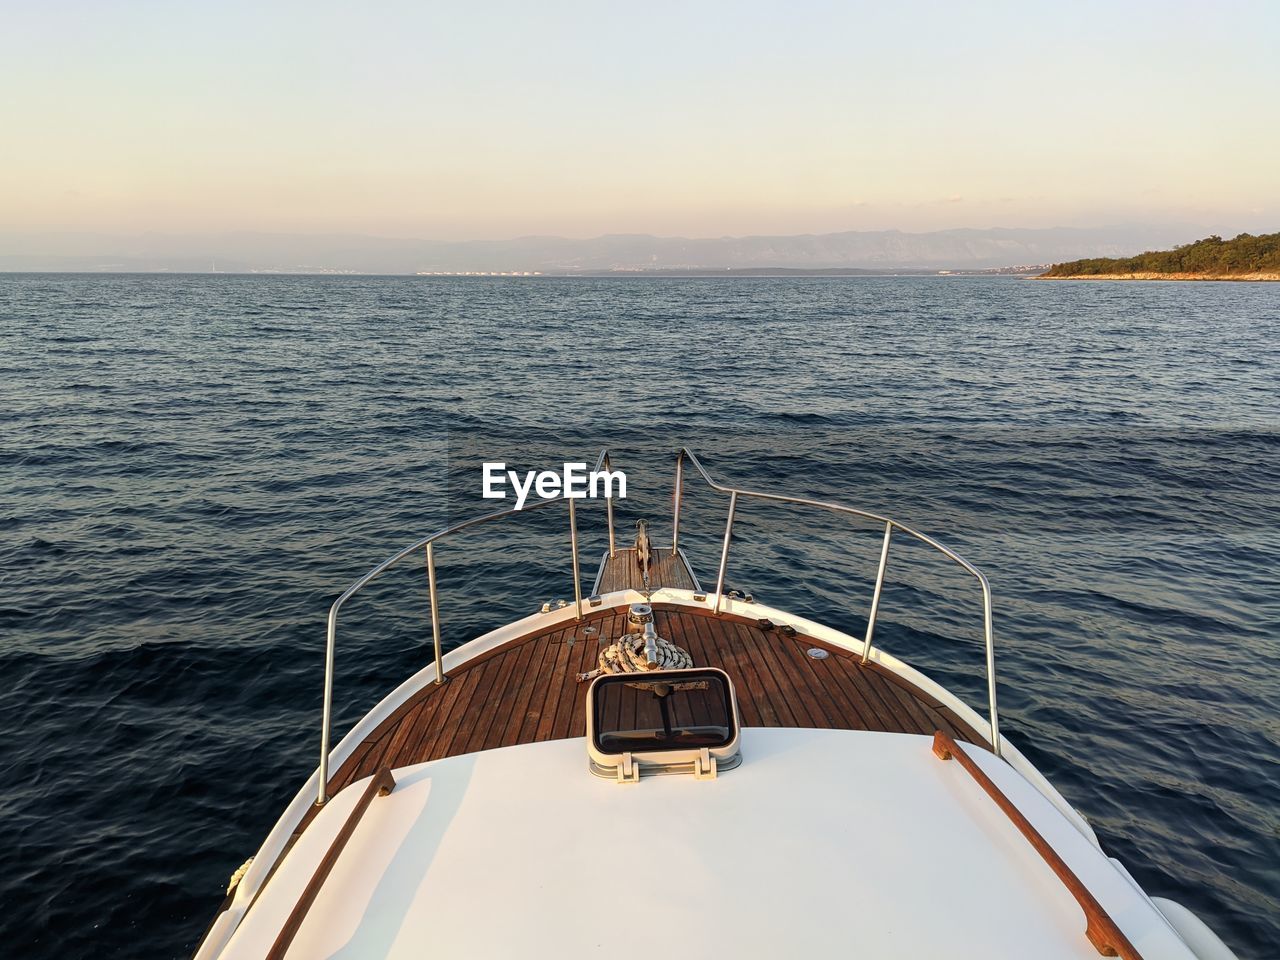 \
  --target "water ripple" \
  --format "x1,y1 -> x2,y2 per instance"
0,274 -> 1276,958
